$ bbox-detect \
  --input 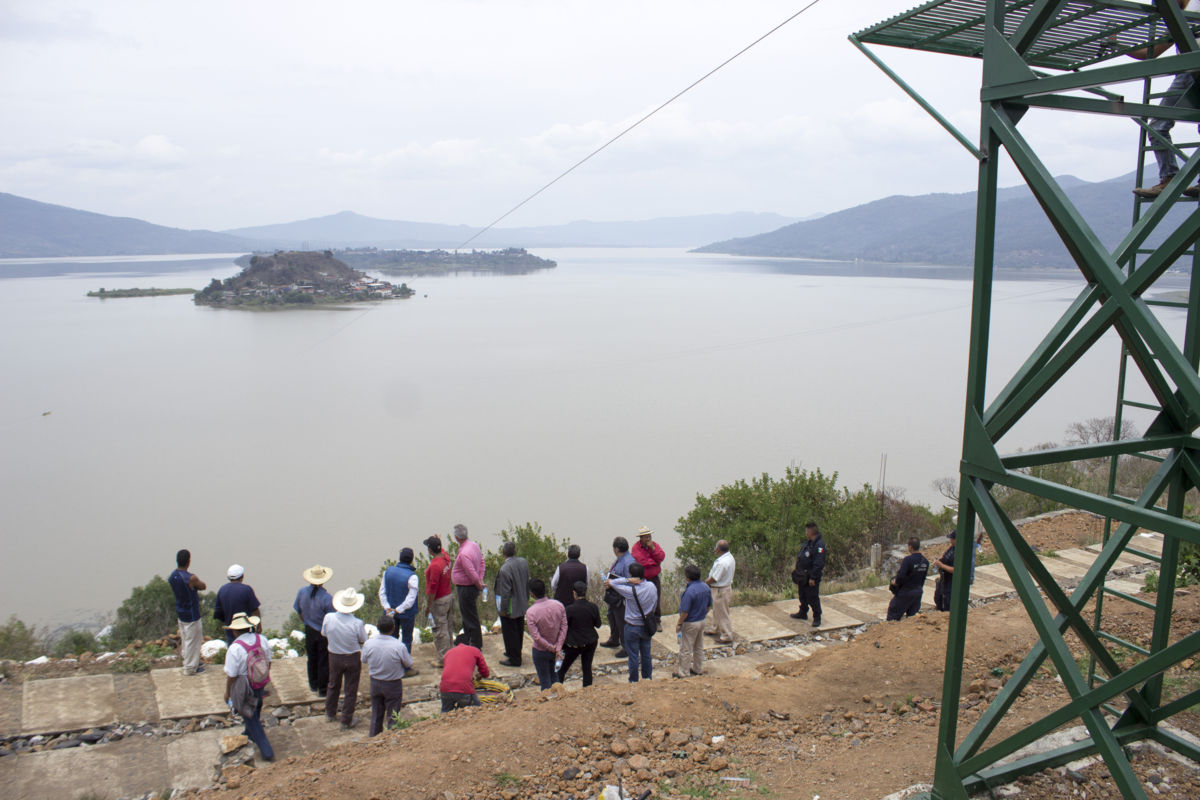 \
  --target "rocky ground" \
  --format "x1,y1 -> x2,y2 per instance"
182,587 -> 1200,800
4,512 -> 1196,800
